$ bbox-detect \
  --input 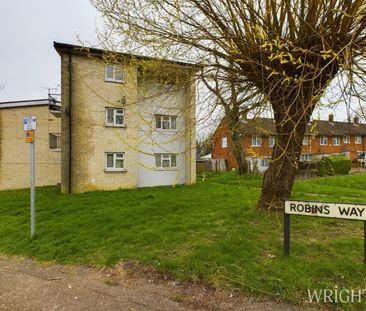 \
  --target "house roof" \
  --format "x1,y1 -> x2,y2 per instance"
240,117 -> 366,136
53,42 -> 200,69
0,99 -> 49,109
